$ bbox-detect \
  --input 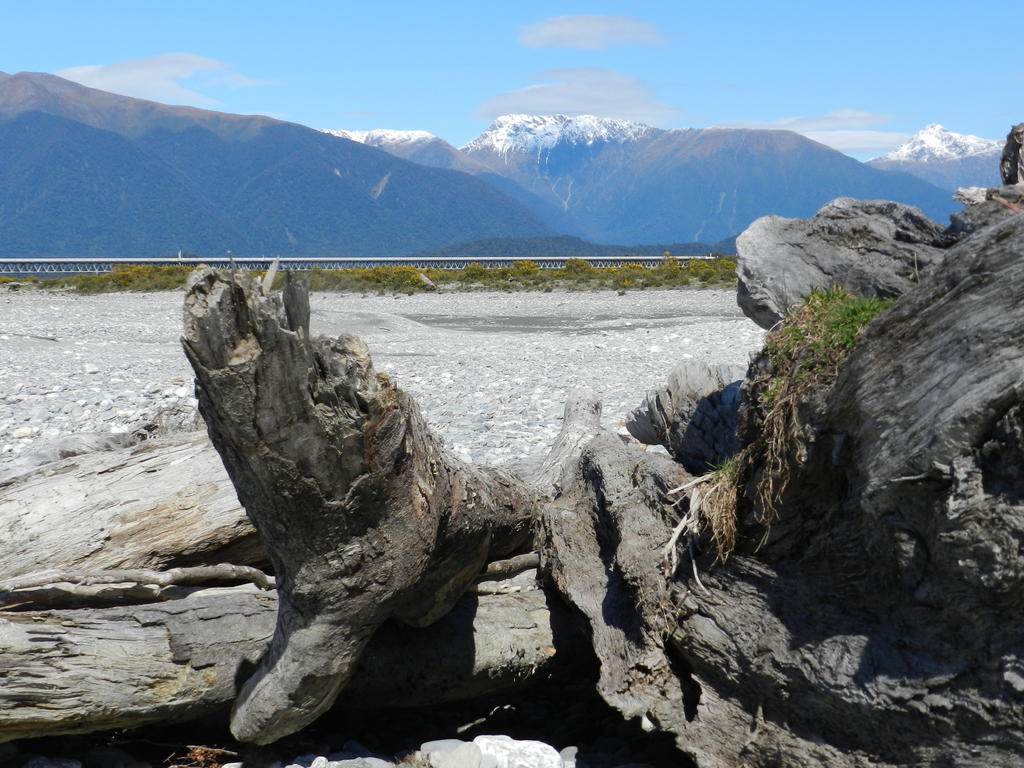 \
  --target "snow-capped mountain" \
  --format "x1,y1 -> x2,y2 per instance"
459,115 -> 953,243
461,114 -> 652,158
323,126 -> 484,173
0,71 -> 556,259
324,123 -> 583,234
868,124 -> 1001,190
873,124 -> 1000,164
323,128 -> 436,147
